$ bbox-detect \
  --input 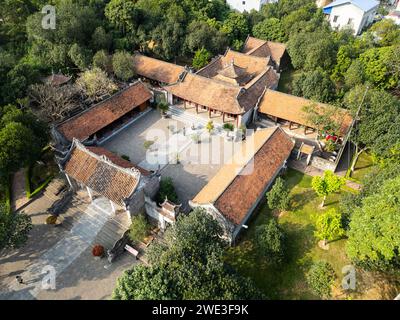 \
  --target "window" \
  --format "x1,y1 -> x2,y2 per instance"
242,1 -> 246,4
347,18 -> 354,25
333,15 -> 339,23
